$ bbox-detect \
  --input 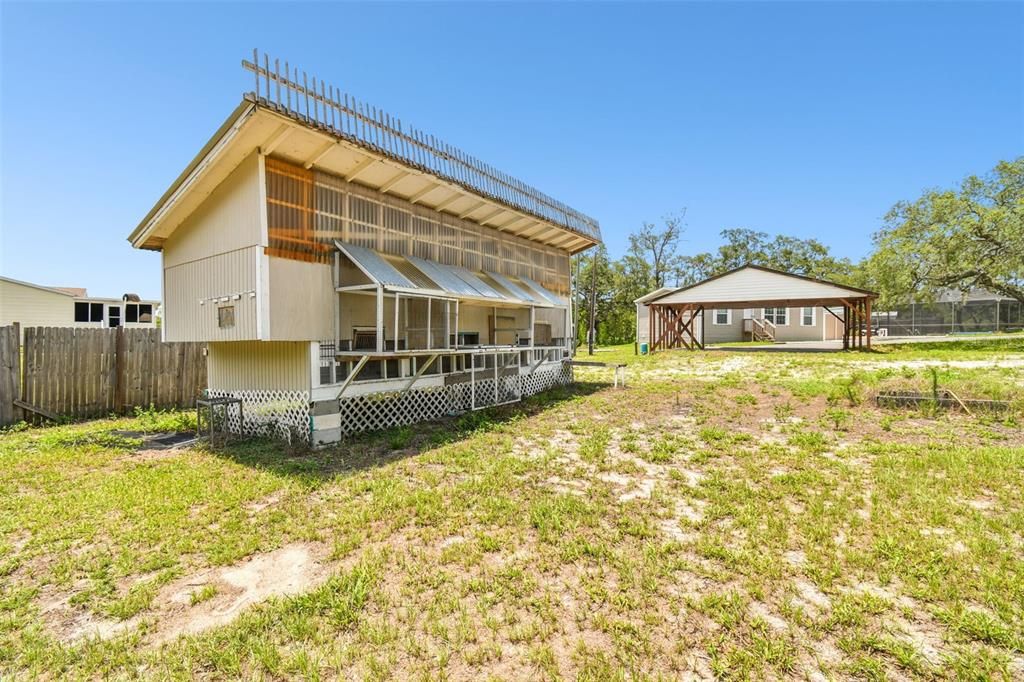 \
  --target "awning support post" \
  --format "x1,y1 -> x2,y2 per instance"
375,285 -> 384,353
336,355 -> 370,399
402,353 -> 438,392
394,292 -> 400,354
